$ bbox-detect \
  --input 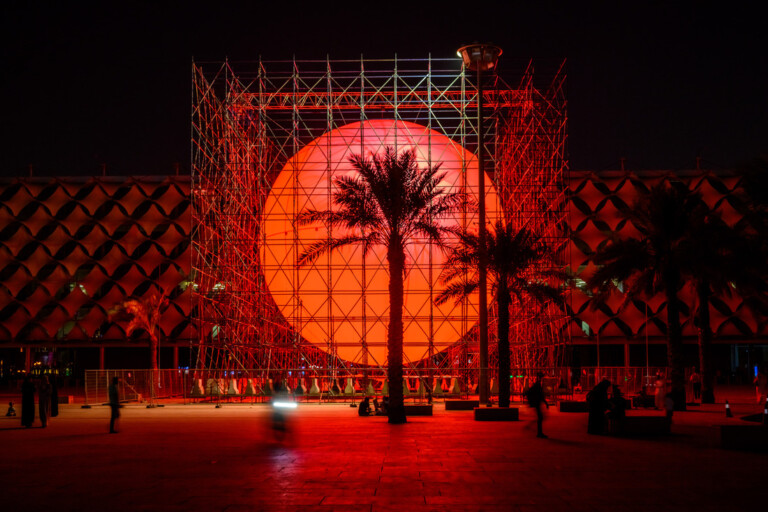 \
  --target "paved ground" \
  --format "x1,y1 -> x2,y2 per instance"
1,388 -> 766,511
